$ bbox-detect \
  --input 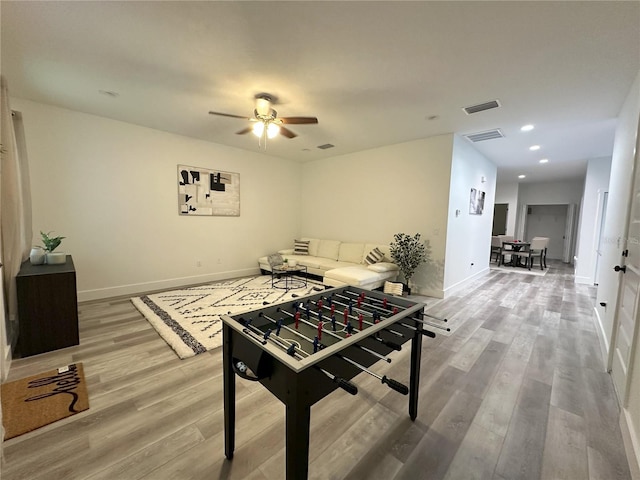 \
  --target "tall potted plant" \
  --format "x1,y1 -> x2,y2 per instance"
390,232 -> 428,294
